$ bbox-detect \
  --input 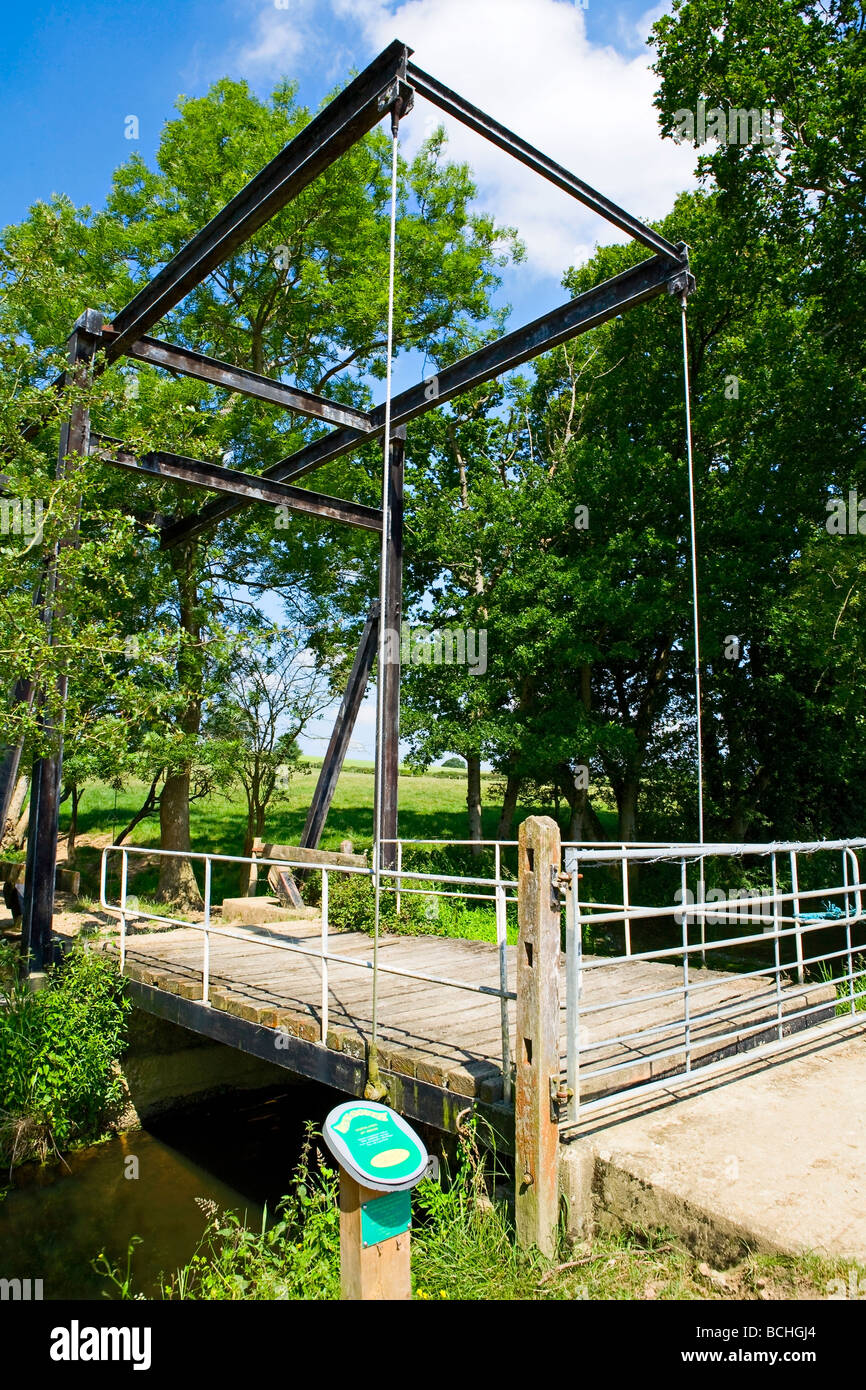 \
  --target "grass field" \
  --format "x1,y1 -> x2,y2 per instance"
63,763 -> 619,915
